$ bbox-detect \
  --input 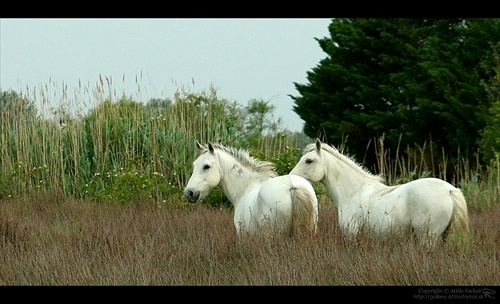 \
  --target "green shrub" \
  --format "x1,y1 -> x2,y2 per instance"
270,146 -> 302,176
83,155 -> 170,204
251,146 -> 301,176
0,161 -> 49,199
